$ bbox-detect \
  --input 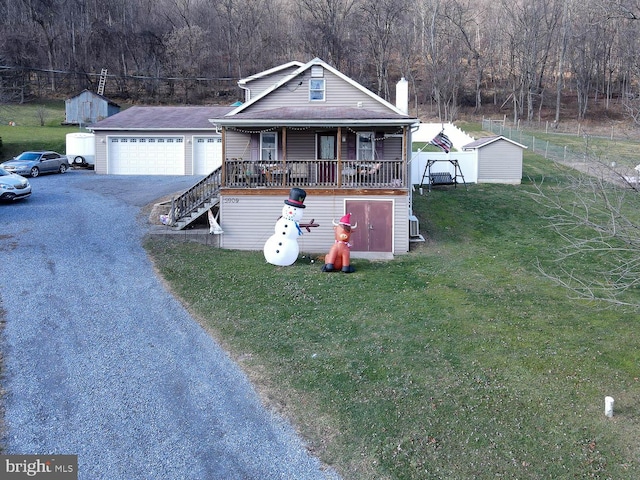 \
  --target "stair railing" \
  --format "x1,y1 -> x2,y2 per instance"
169,167 -> 222,225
